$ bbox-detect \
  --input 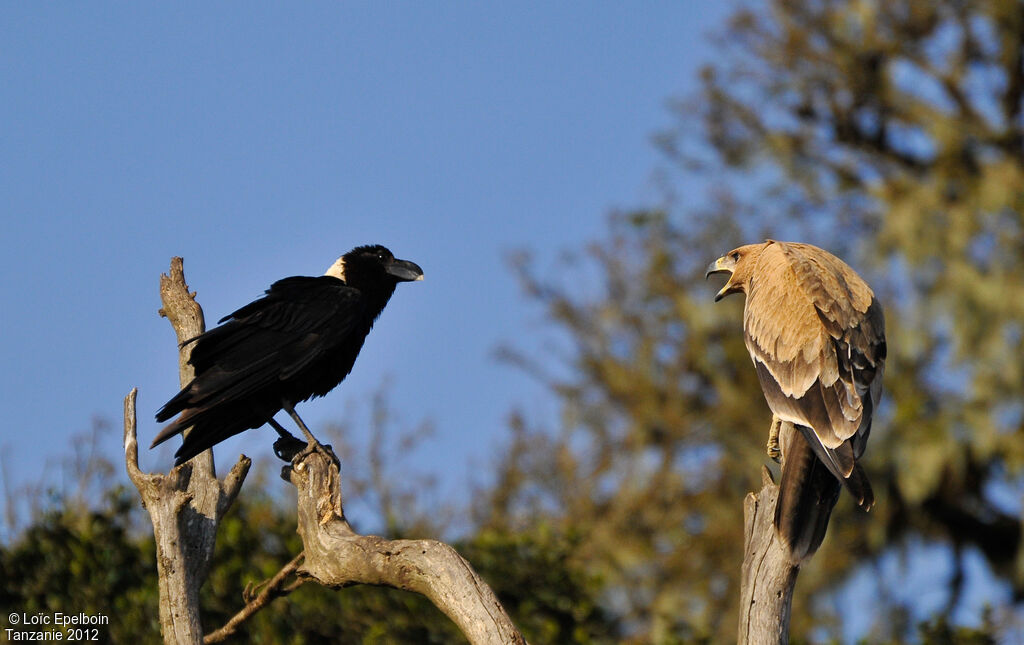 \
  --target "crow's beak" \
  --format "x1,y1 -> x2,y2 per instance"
387,259 -> 425,282
705,256 -> 734,302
